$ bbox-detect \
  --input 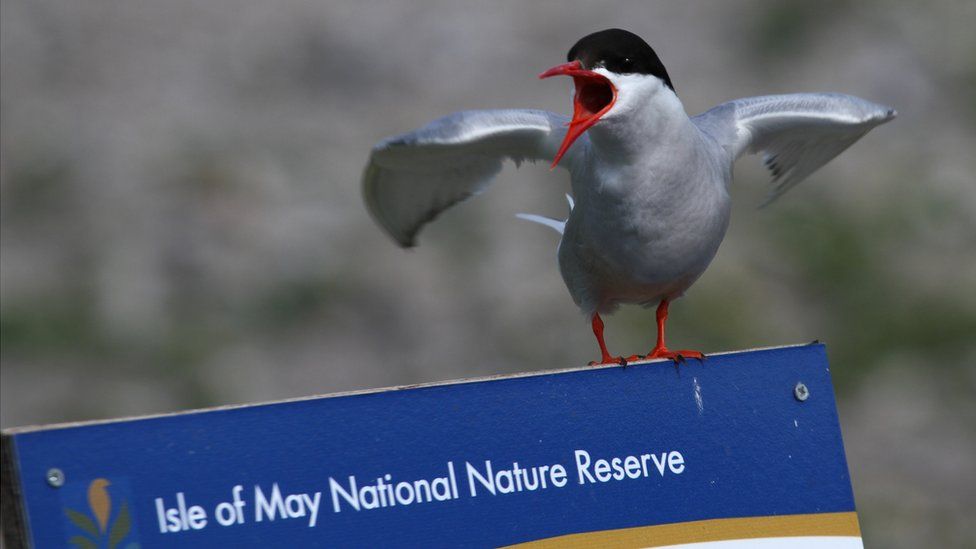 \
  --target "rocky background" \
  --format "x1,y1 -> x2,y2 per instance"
2,1 -> 974,546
